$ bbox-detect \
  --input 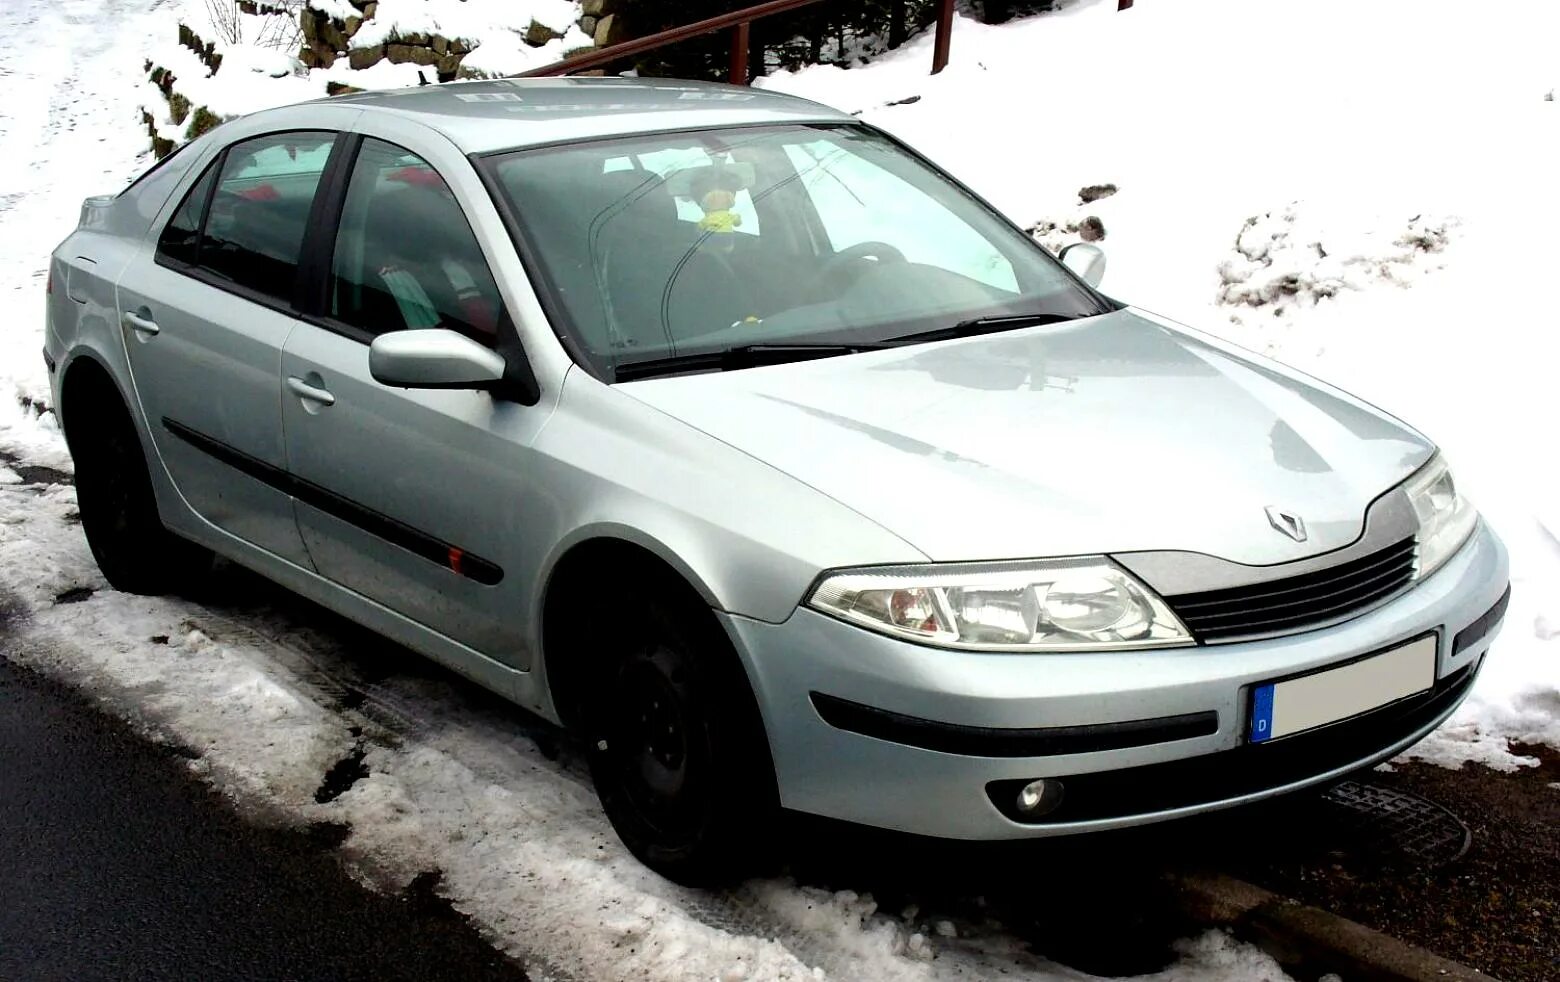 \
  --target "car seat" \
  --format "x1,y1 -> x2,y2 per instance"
353,186 -> 500,341
589,170 -> 760,354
